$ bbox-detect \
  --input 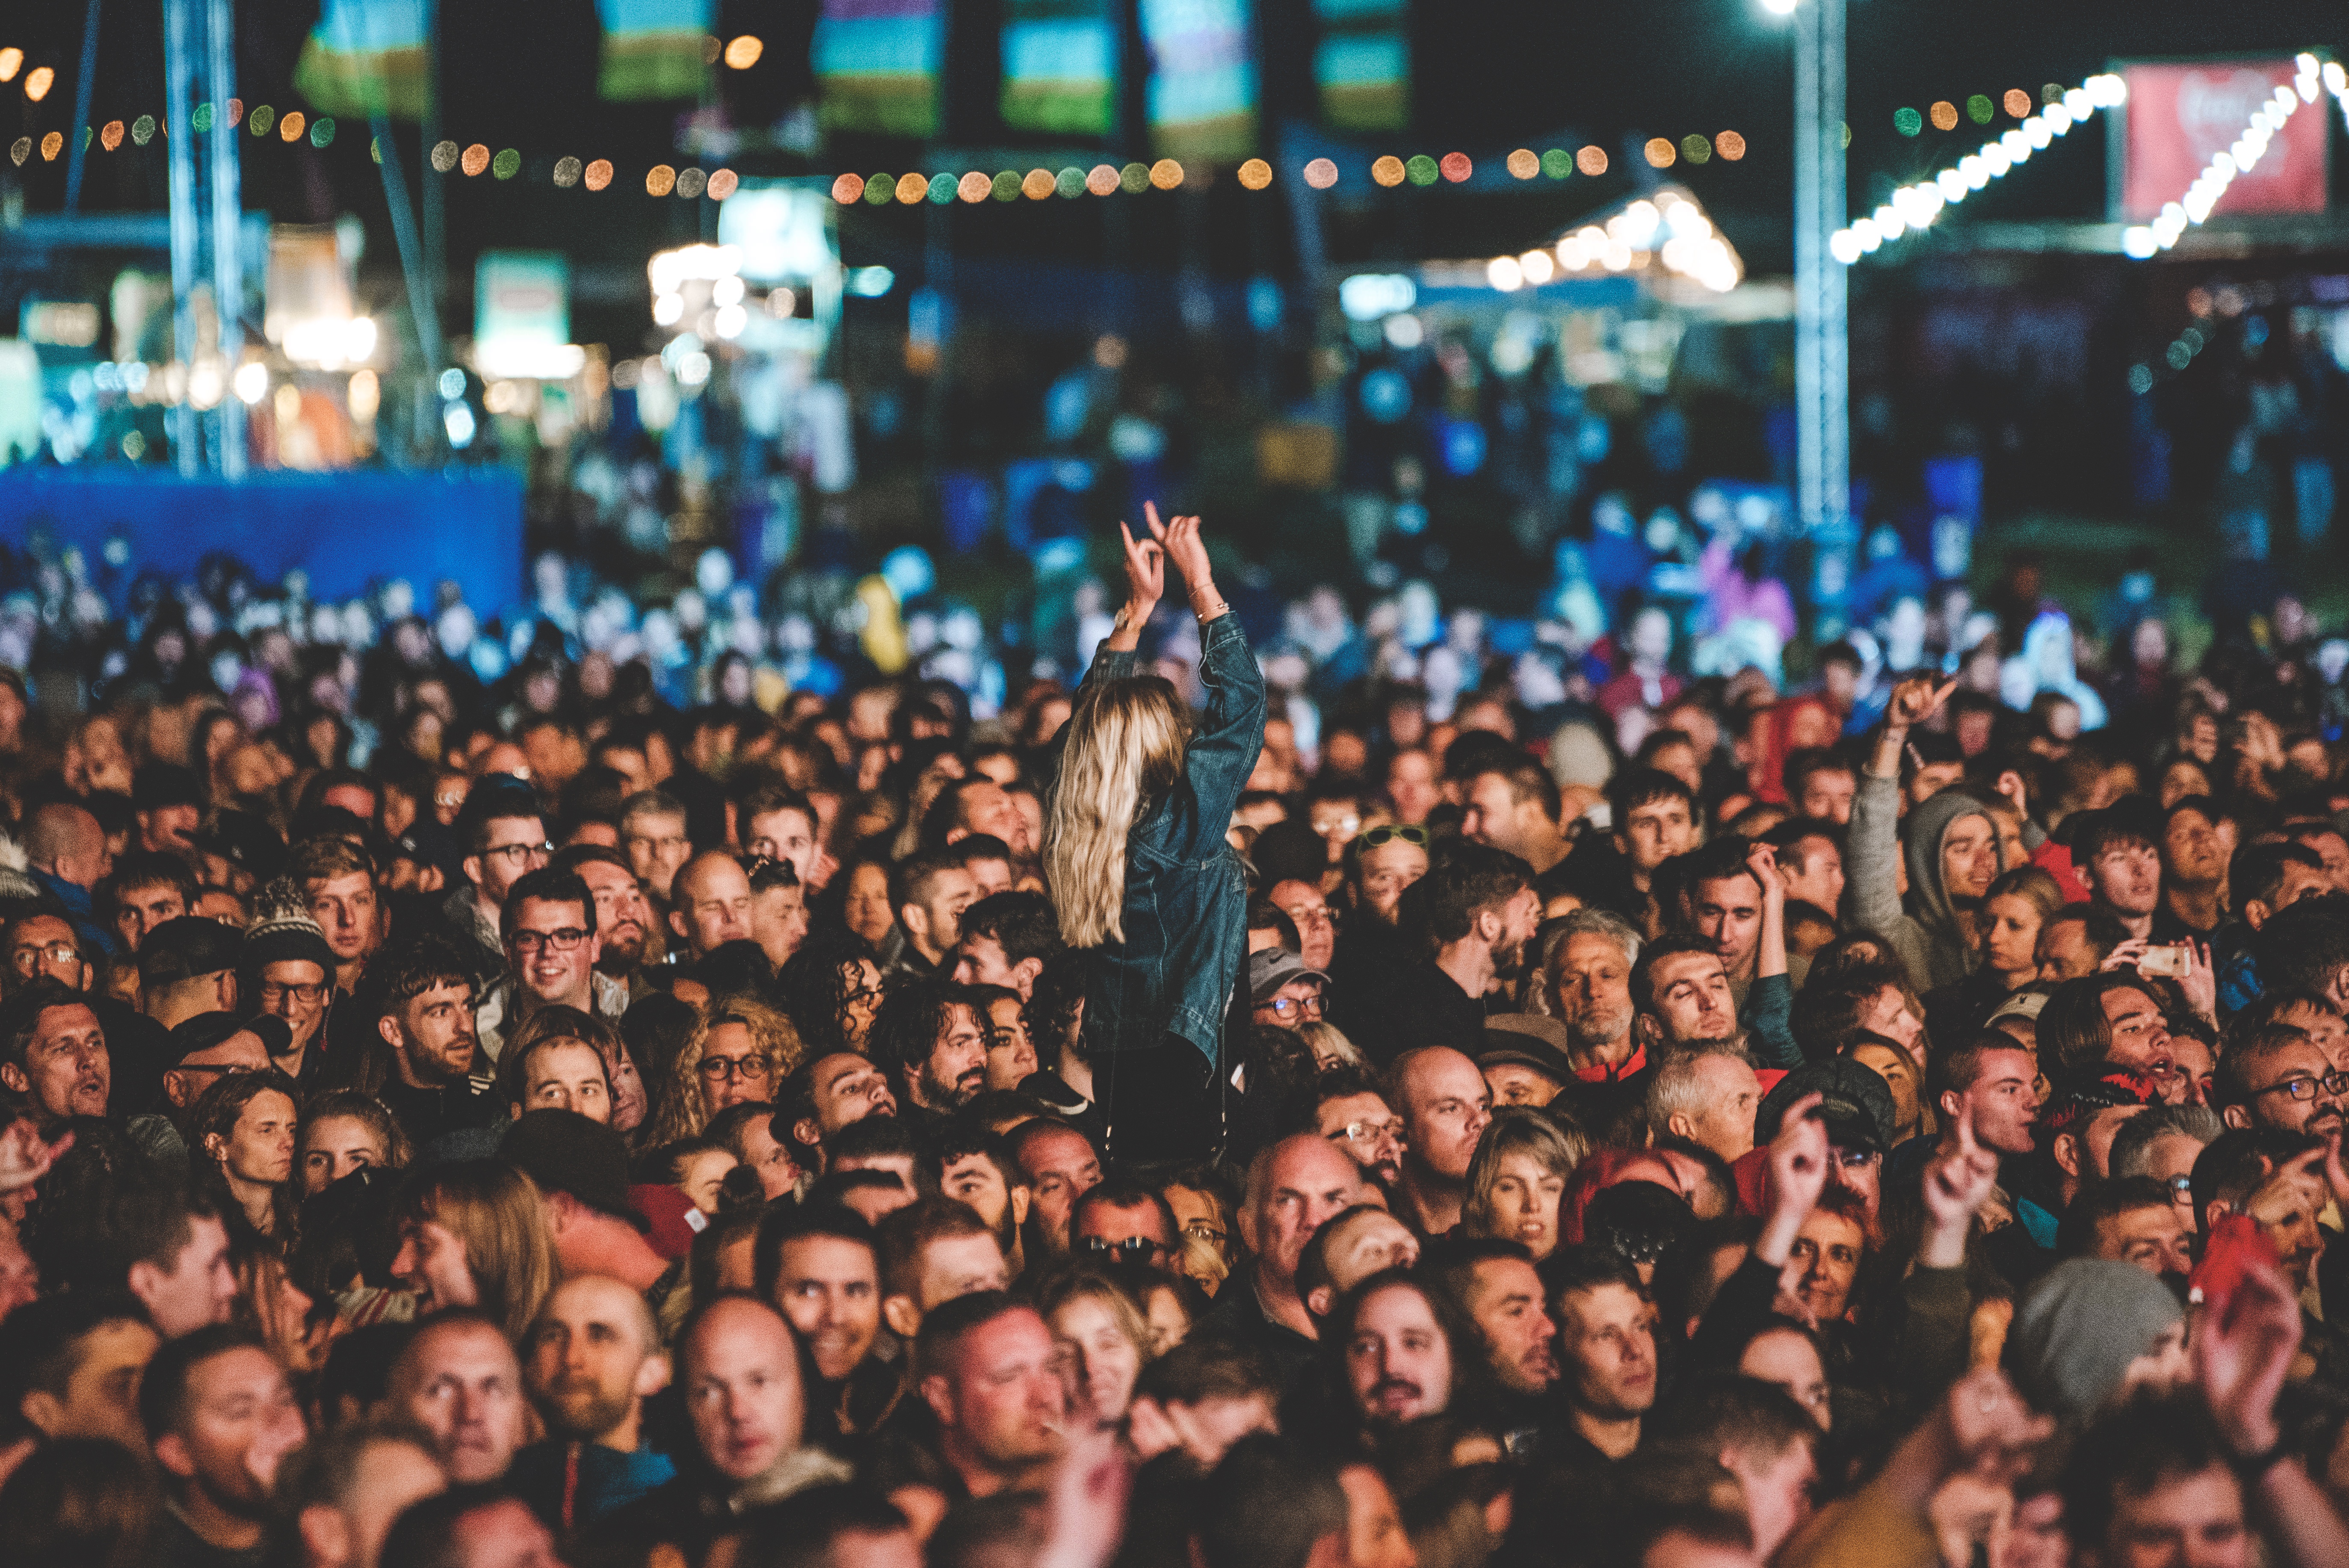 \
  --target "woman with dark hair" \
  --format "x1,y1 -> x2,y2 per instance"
775,932 -> 884,1057
619,991 -> 702,1143
191,1068 -> 302,1241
